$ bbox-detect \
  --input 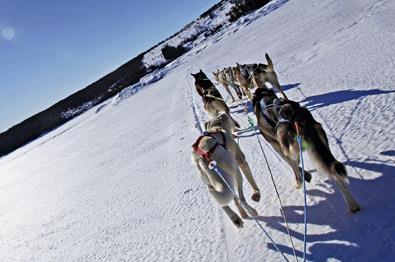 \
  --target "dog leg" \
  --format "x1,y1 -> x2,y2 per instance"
245,88 -> 253,101
234,169 -> 258,217
234,148 -> 261,202
222,206 -> 243,228
223,83 -> 236,102
234,196 -> 248,218
213,154 -> 257,216
290,160 -> 303,189
269,138 -> 305,188
232,85 -> 243,100
334,176 -> 361,213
